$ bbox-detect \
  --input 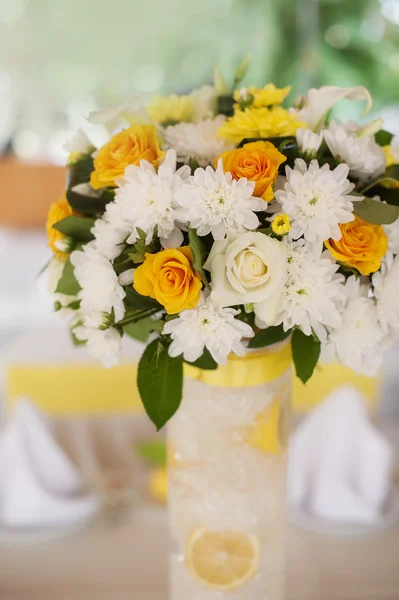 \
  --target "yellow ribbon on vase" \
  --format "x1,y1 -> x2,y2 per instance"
184,342 -> 292,387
